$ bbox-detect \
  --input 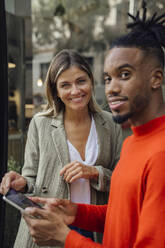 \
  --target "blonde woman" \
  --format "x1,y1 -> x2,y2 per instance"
0,49 -> 123,247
